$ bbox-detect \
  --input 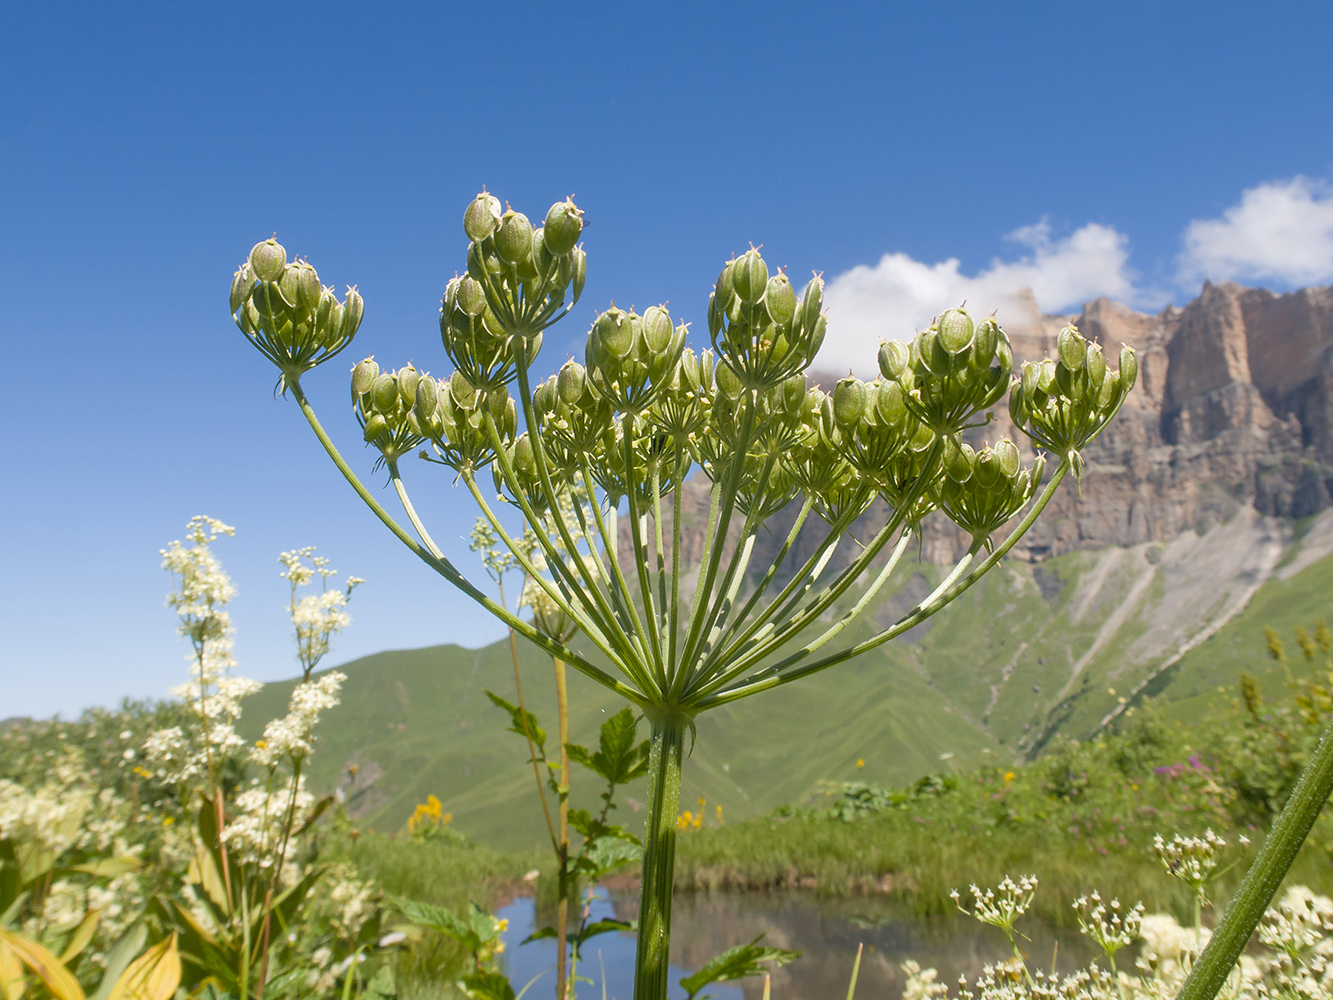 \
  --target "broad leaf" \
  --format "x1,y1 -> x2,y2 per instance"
573,919 -> 633,948
0,927 -> 85,1000
678,936 -> 800,1000
89,924 -> 148,1000
567,809 -> 638,846
59,908 -> 102,963
0,938 -> 24,1000
106,934 -> 180,1000
391,897 -> 478,951
459,970 -> 515,1000
67,857 -> 141,879
565,709 -> 648,786
575,838 -> 641,880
